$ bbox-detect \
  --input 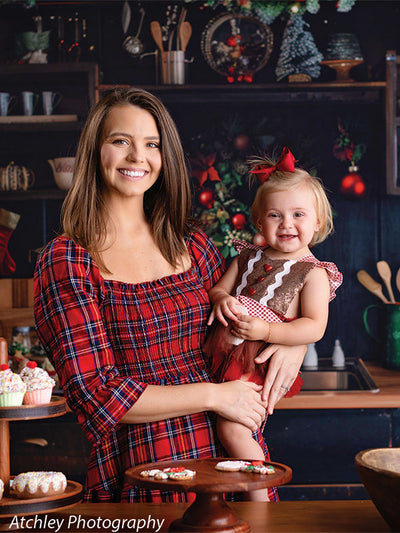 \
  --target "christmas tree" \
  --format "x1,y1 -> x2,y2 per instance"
275,13 -> 323,82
